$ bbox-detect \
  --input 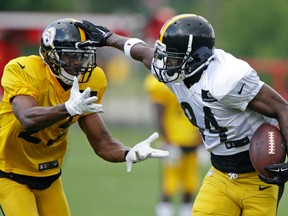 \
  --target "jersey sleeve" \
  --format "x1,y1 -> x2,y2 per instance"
219,69 -> 264,111
2,59 -> 40,102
